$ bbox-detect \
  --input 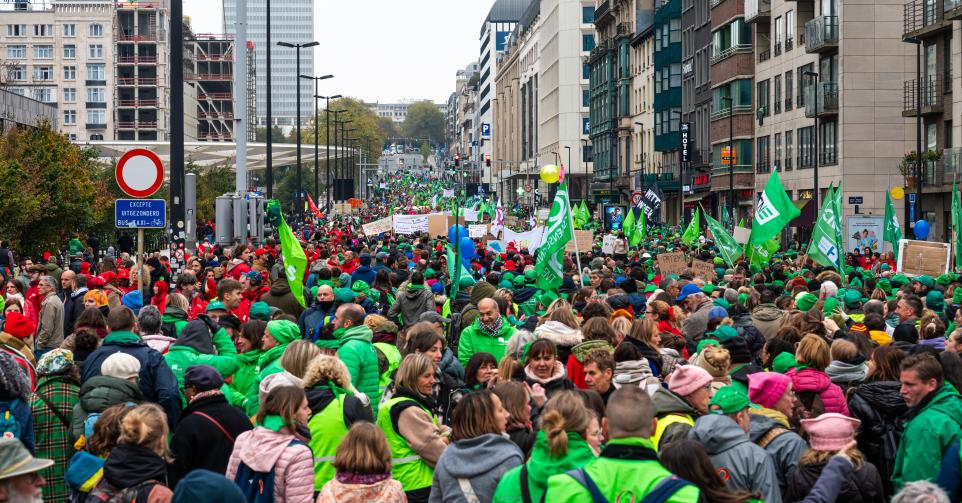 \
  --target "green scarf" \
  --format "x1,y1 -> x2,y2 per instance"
257,342 -> 289,370
407,284 -> 425,291
258,414 -> 286,432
